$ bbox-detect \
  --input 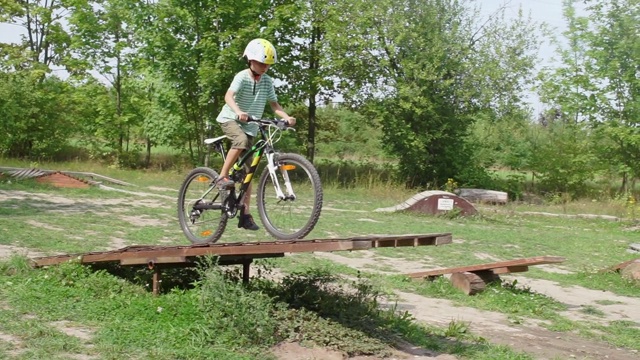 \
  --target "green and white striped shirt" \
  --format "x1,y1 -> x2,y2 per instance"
216,69 -> 278,137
